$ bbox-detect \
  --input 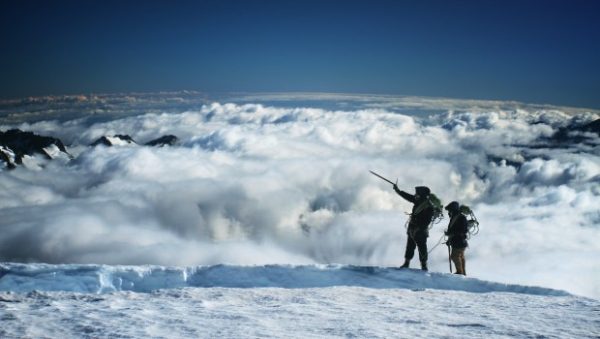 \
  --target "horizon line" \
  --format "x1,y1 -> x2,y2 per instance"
1,90 -> 599,113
